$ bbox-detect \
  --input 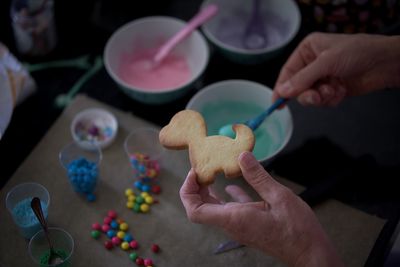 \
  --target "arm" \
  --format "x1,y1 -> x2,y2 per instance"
180,151 -> 345,267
